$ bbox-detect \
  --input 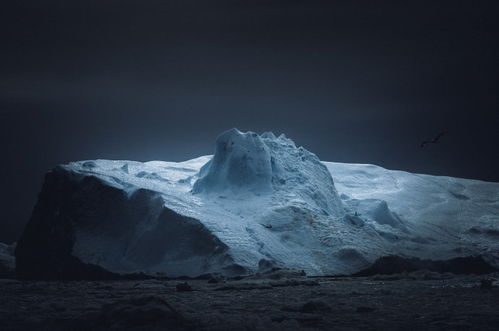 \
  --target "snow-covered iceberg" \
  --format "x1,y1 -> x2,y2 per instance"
15,129 -> 499,279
